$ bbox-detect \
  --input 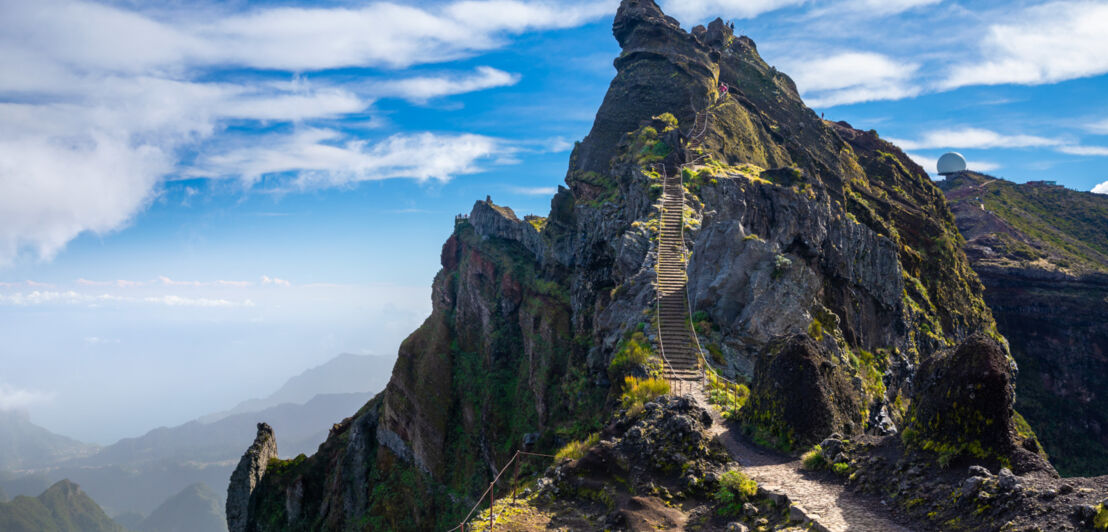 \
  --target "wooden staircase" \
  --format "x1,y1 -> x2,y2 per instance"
655,167 -> 702,385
